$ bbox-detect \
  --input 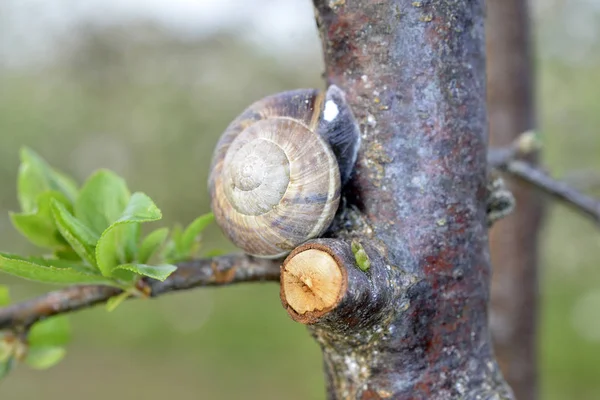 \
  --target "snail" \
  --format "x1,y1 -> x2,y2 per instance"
208,85 -> 361,258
